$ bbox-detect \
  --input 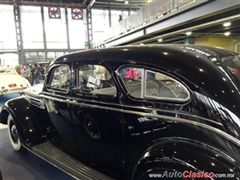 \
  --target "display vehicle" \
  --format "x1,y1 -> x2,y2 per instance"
0,67 -> 30,95
0,45 -> 240,179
